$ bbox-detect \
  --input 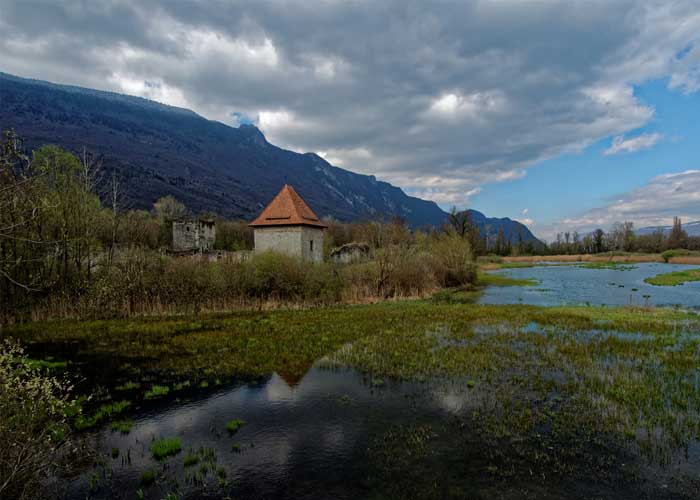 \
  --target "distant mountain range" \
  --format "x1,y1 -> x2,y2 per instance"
0,71 -> 541,246
636,221 -> 700,237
